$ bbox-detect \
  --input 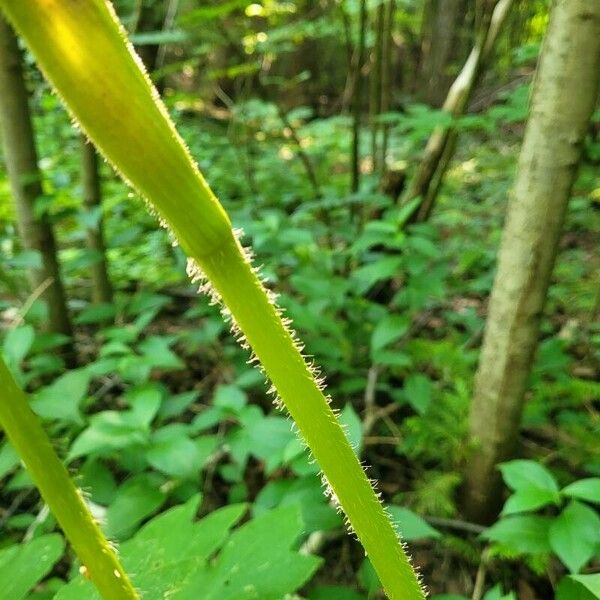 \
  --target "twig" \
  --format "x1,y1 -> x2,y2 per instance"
425,516 -> 486,535
9,277 -> 54,329
471,548 -> 491,600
